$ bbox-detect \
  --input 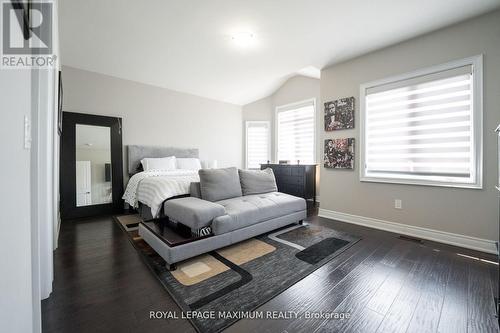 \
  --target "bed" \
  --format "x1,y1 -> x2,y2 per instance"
122,145 -> 200,219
